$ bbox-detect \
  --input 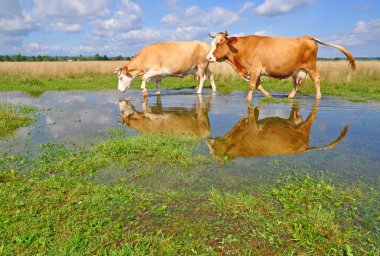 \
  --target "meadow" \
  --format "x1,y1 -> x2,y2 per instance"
0,60 -> 380,101
1,60 -> 380,254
